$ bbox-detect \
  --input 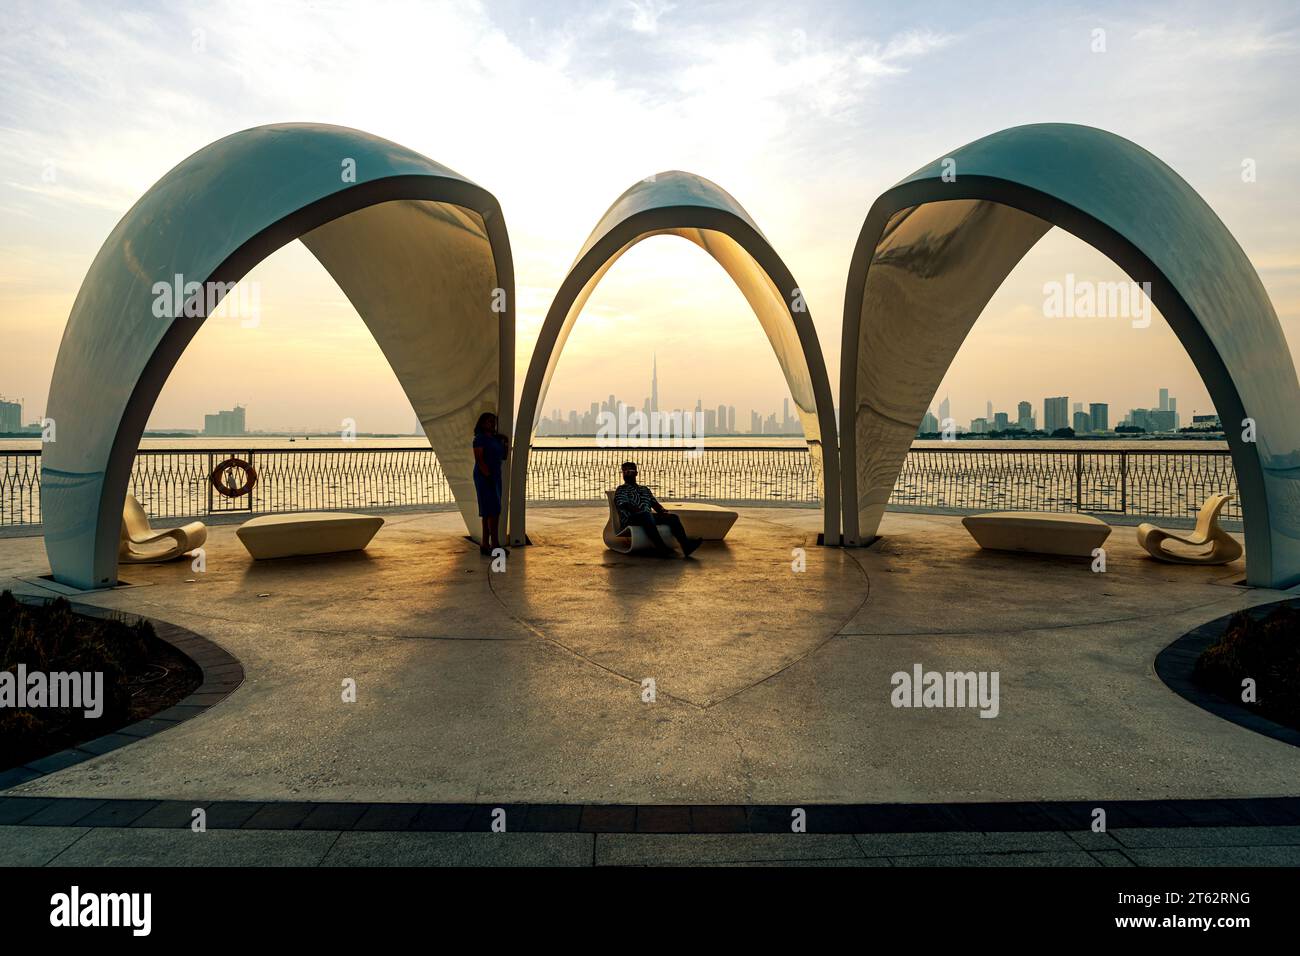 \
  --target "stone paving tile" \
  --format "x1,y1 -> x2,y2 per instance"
199,801 -> 263,829
852,831 -> 1077,857
0,826 -> 89,866
77,733 -> 142,756
241,802 -> 317,830
580,805 -> 636,833
595,833 -> 865,865
1111,825 -> 1300,848
690,806 -> 748,833
0,798 -> 53,825
22,750 -> 94,775
519,805 -> 583,832
21,798 -> 105,826
129,801 -> 207,829
677,857 -> 892,867
75,800 -> 159,827
50,827 -> 339,866
1089,850 -> 1136,867
890,851 -> 1099,867
322,831 -> 593,867
1123,845 -> 1300,866
299,803 -> 369,831
635,806 -> 692,833
353,803 -> 422,831
1066,830 -> 1127,851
